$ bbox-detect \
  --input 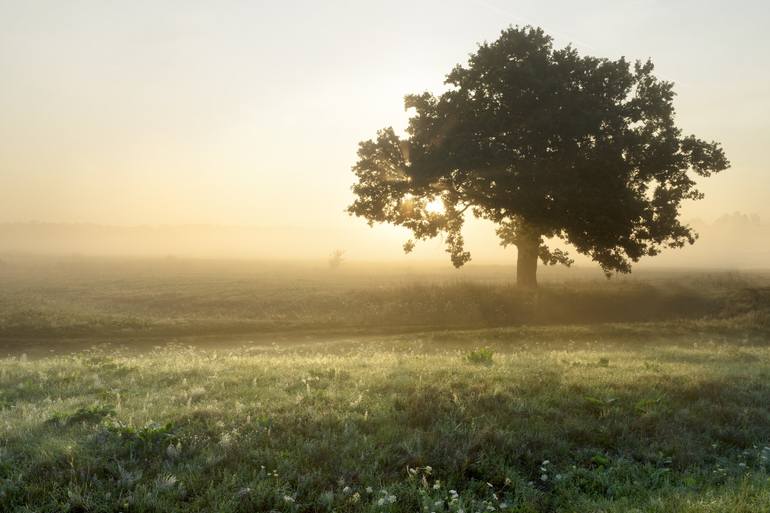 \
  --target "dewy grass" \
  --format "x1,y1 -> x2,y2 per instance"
3,335 -> 770,512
